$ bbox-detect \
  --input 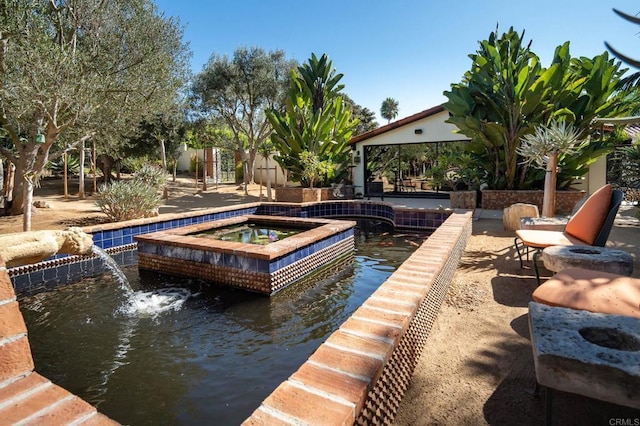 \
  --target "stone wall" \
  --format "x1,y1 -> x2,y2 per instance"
481,190 -> 586,214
